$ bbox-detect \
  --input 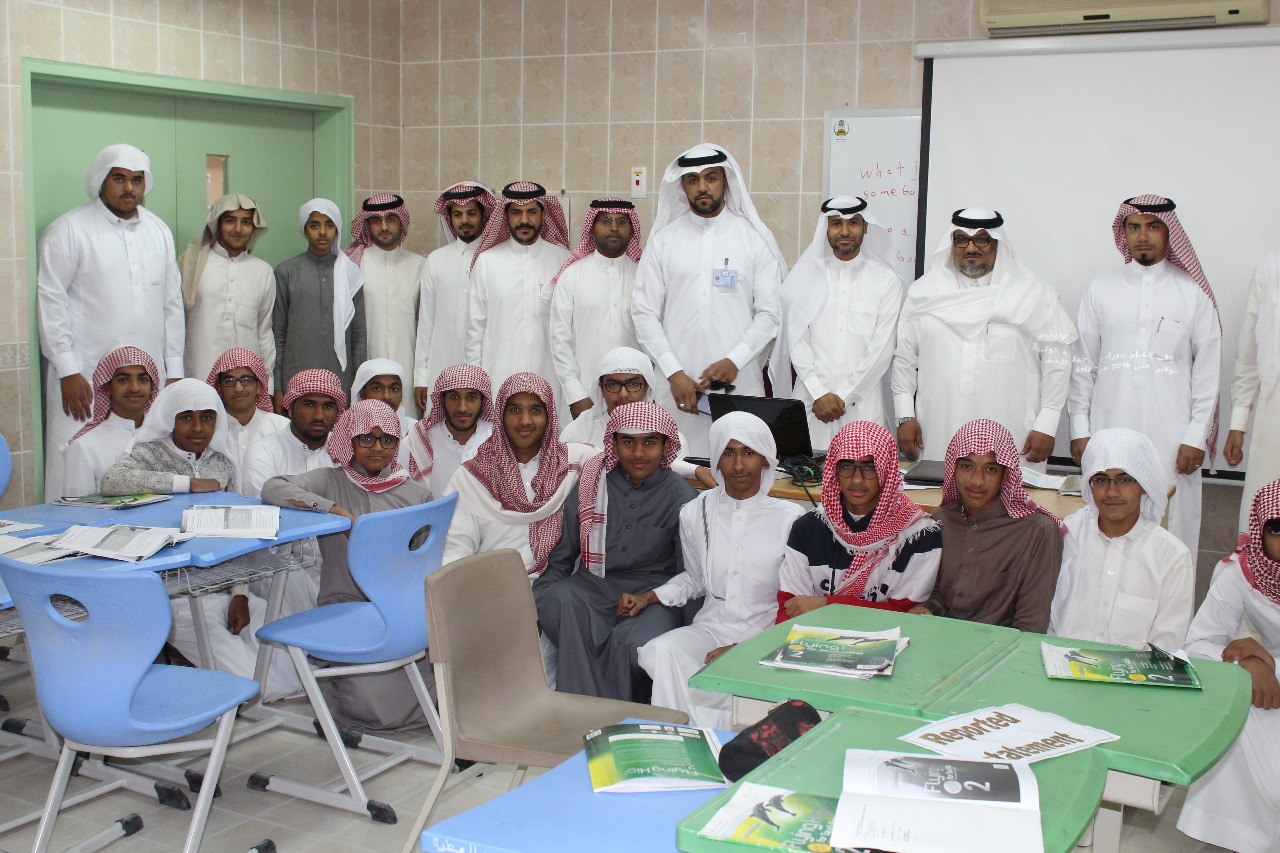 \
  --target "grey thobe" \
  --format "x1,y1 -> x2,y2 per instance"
533,467 -> 697,700
272,250 -> 367,395
261,466 -> 434,733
